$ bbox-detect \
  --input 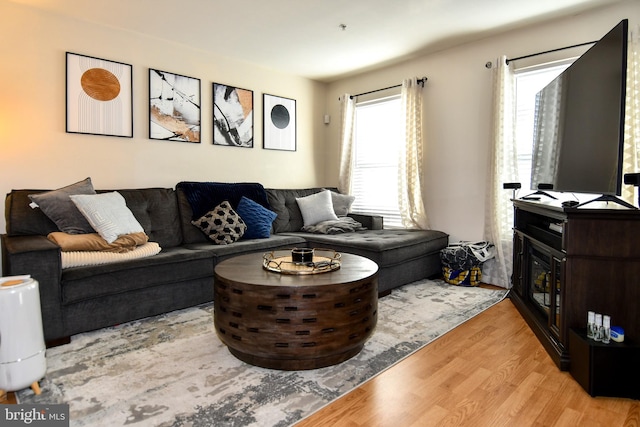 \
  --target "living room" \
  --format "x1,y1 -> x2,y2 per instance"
0,0 -> 636,252
1,0 -> 639,424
